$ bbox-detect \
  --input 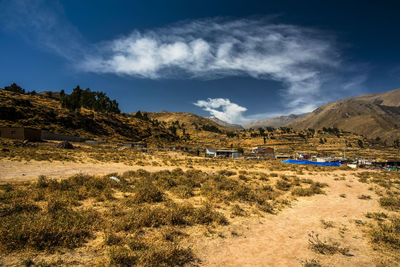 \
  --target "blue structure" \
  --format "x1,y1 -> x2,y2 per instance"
281,159 -> 341,167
